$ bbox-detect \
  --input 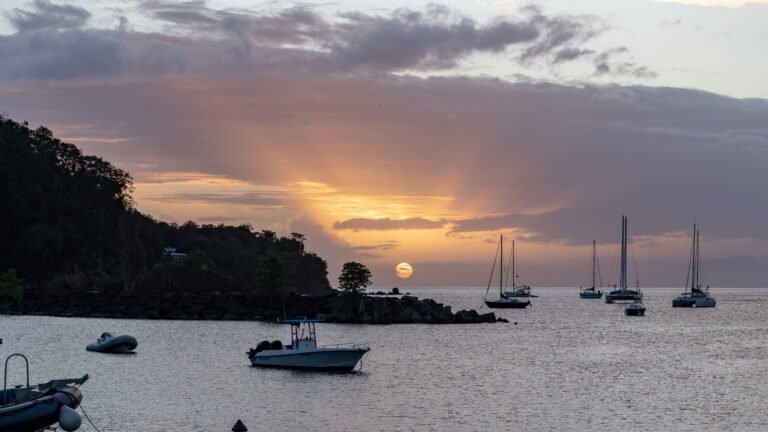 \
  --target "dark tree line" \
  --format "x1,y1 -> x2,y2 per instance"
0,115 -> 332,297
